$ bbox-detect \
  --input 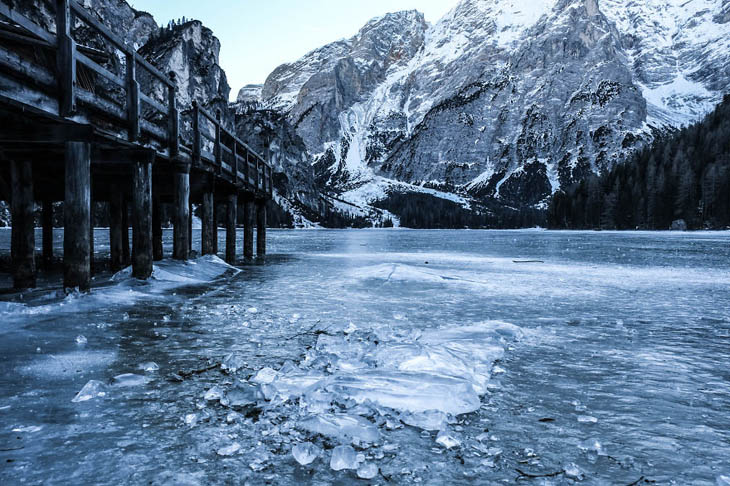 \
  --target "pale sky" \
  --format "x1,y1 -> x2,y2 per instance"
129,1 -> 457,100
